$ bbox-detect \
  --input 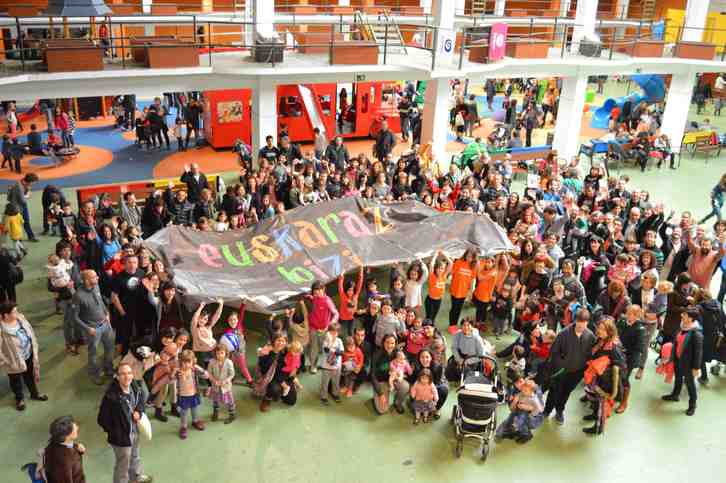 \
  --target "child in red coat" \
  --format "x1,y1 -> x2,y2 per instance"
340,337 -> 364,397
